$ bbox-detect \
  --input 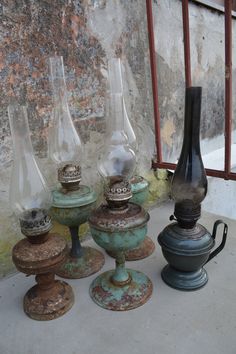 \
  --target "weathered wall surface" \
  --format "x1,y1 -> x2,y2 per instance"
0,0 -> 166,277
153,0 -> 236,165
0,0 -> 155,172
152,0 -> 236,219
